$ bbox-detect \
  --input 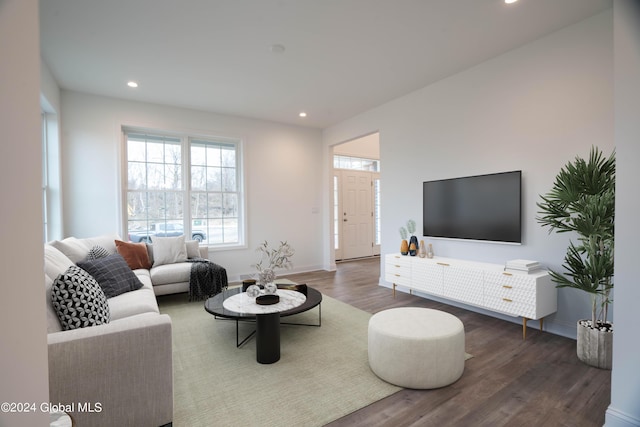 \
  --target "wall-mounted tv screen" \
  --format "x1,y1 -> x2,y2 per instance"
422,171 -> 522,244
